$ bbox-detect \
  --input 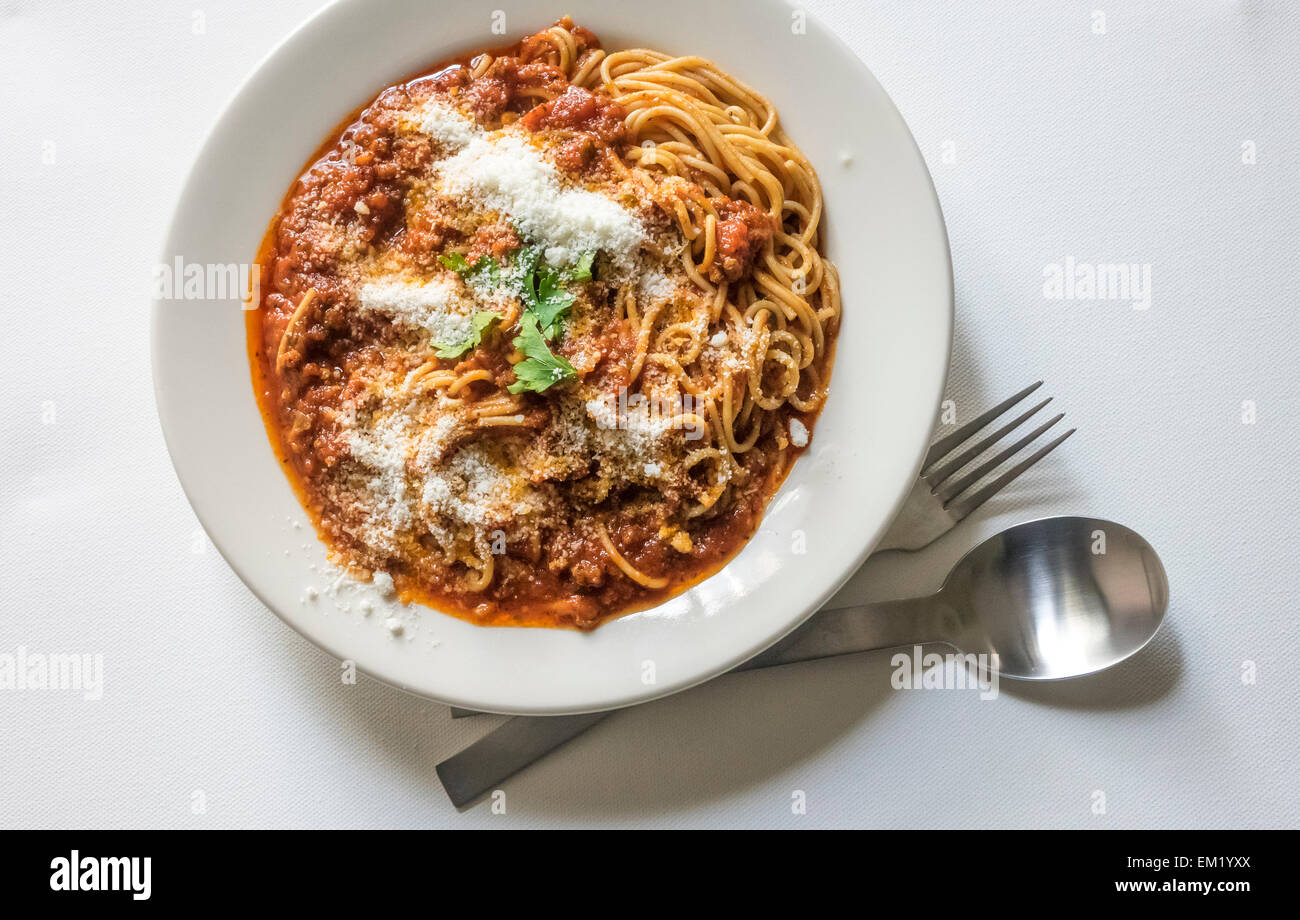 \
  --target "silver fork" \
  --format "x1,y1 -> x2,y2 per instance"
877,381 -> 1074,550
436,383 -> 1075,805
